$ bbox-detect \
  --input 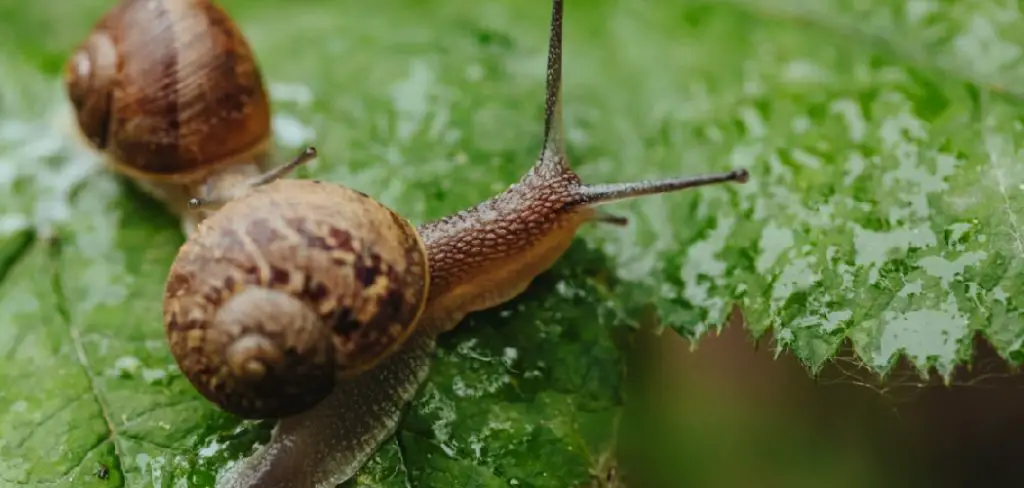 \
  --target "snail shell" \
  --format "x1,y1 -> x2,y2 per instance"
64,0 -> 271,182
163,179 -> 430,418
